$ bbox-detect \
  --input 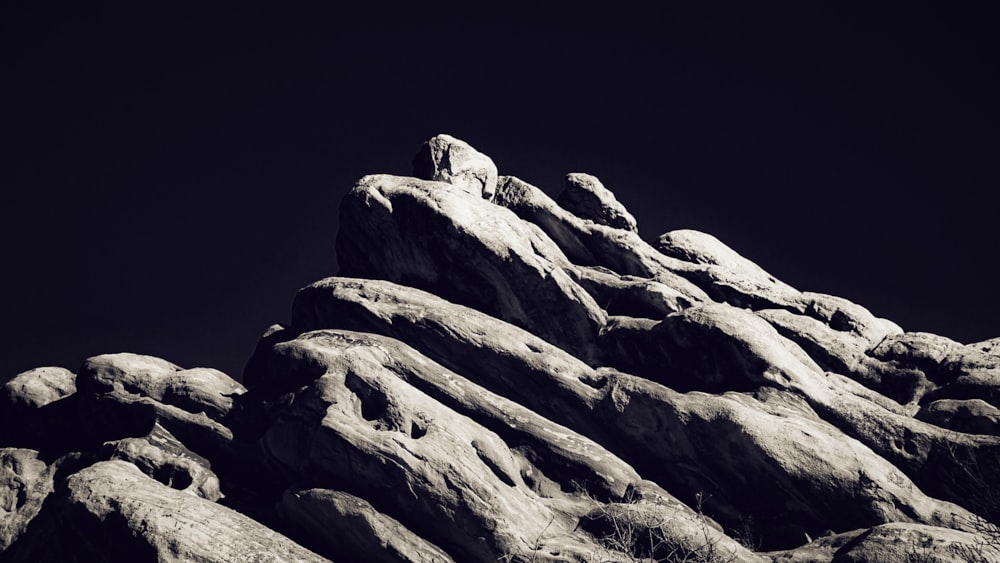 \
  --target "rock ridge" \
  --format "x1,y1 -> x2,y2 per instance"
2,134 -> 998,562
